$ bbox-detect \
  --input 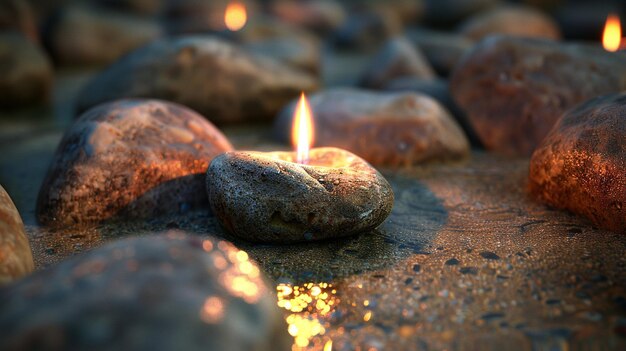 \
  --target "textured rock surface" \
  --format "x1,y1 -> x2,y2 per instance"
44,5 -> 162,66
406,28 -> 474,76
459,6 -> 561,41
274,89 -> 470,167
0,32 -> 52,108
207,148 -> 394,243
529,94 -> 626,233
0,232 -> 290,351
77,36 -> 318,124
0,185 -> 34,285
359,37 -> 436,90
451,36 -> 626,156
37,99 -> 233,226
